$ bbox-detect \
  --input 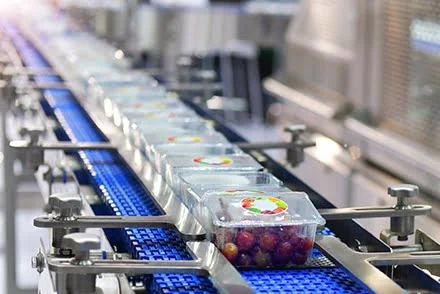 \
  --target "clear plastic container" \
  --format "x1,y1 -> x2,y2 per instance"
187,187 -> 292,236
87,72 -> 161,104
111,98 -> 188,126
178,171 -> 284,204
164,154 -> 263,191
121,108 -> 197,135
204,192 -> 325,268
131,118 -> 214,154
152,144 -> 243,174
140,131 -> 229,160
103,90 -> 173,123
